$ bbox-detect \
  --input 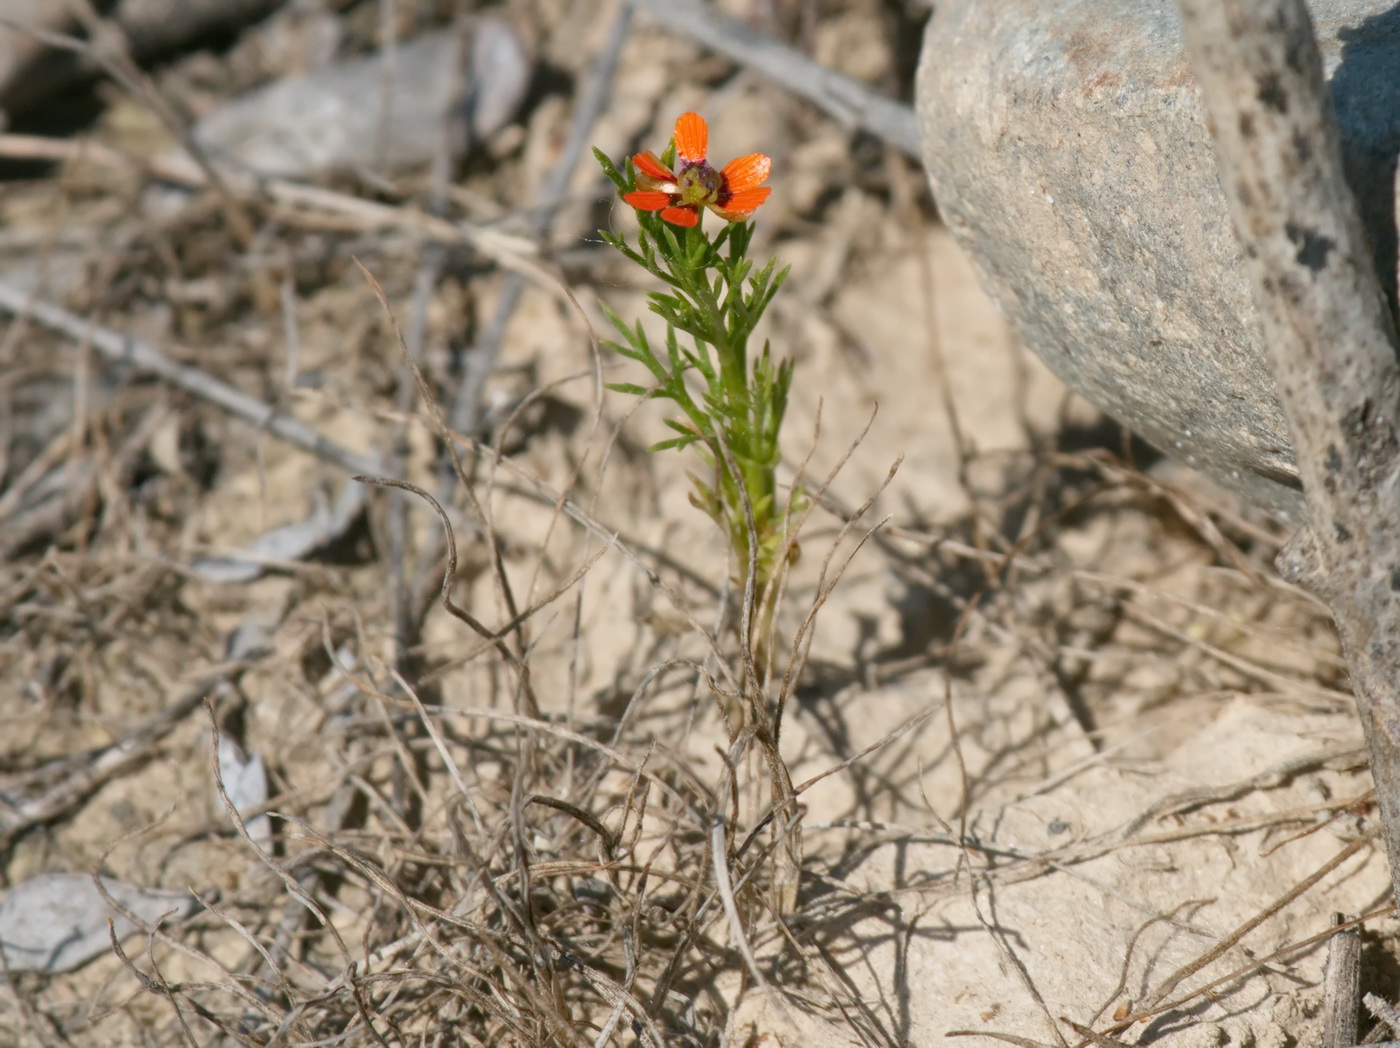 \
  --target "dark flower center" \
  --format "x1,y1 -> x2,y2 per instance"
677,161 -> 726,207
